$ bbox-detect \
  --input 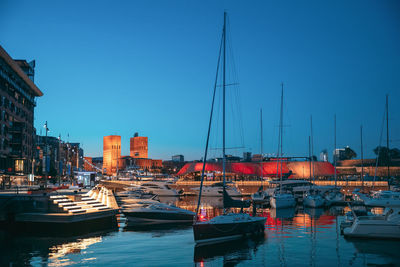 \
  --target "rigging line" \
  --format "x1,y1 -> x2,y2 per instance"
226,16 -> 245,149
235,82 -> 245,149
211,69 -> 222,156
283,86 -> 293,157
228,78 -> 238,151
276,86 -> 282,179
195,29 -> 223,218
216,83 -> 239,87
